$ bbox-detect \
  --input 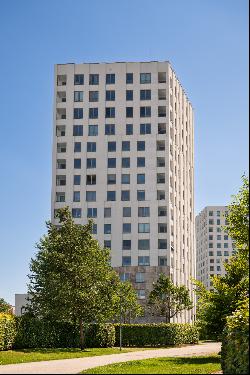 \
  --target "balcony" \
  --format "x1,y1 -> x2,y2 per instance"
56,108 -> 66,120
57,91 -> 66,103
57,75 -> 67,86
